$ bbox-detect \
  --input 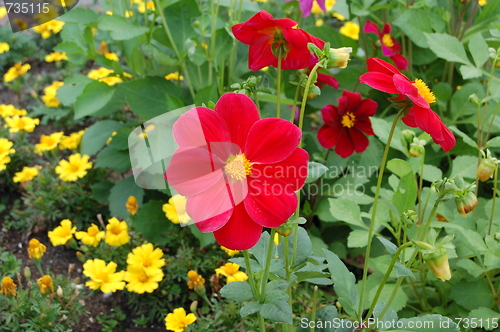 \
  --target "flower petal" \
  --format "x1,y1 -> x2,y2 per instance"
247,35 -> 279,71
299,0 -> 314,17
214,203 -> 263,250
321,104 -> 340,125
390,54 -> 408,71
317,124 -> 341,149
350,128 -> 370,153
245,118 -> 301,164
366,57 -> 401,76
317,72 -> 339,89
244,176 -> 297,228
393,74 -> 429,108
435,123 -> 456,152
354,98 -> 378,117
359,72 -> 400,94
363,20 -> 381,35
412,105 -> 444,141
335,128 -> 355,158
